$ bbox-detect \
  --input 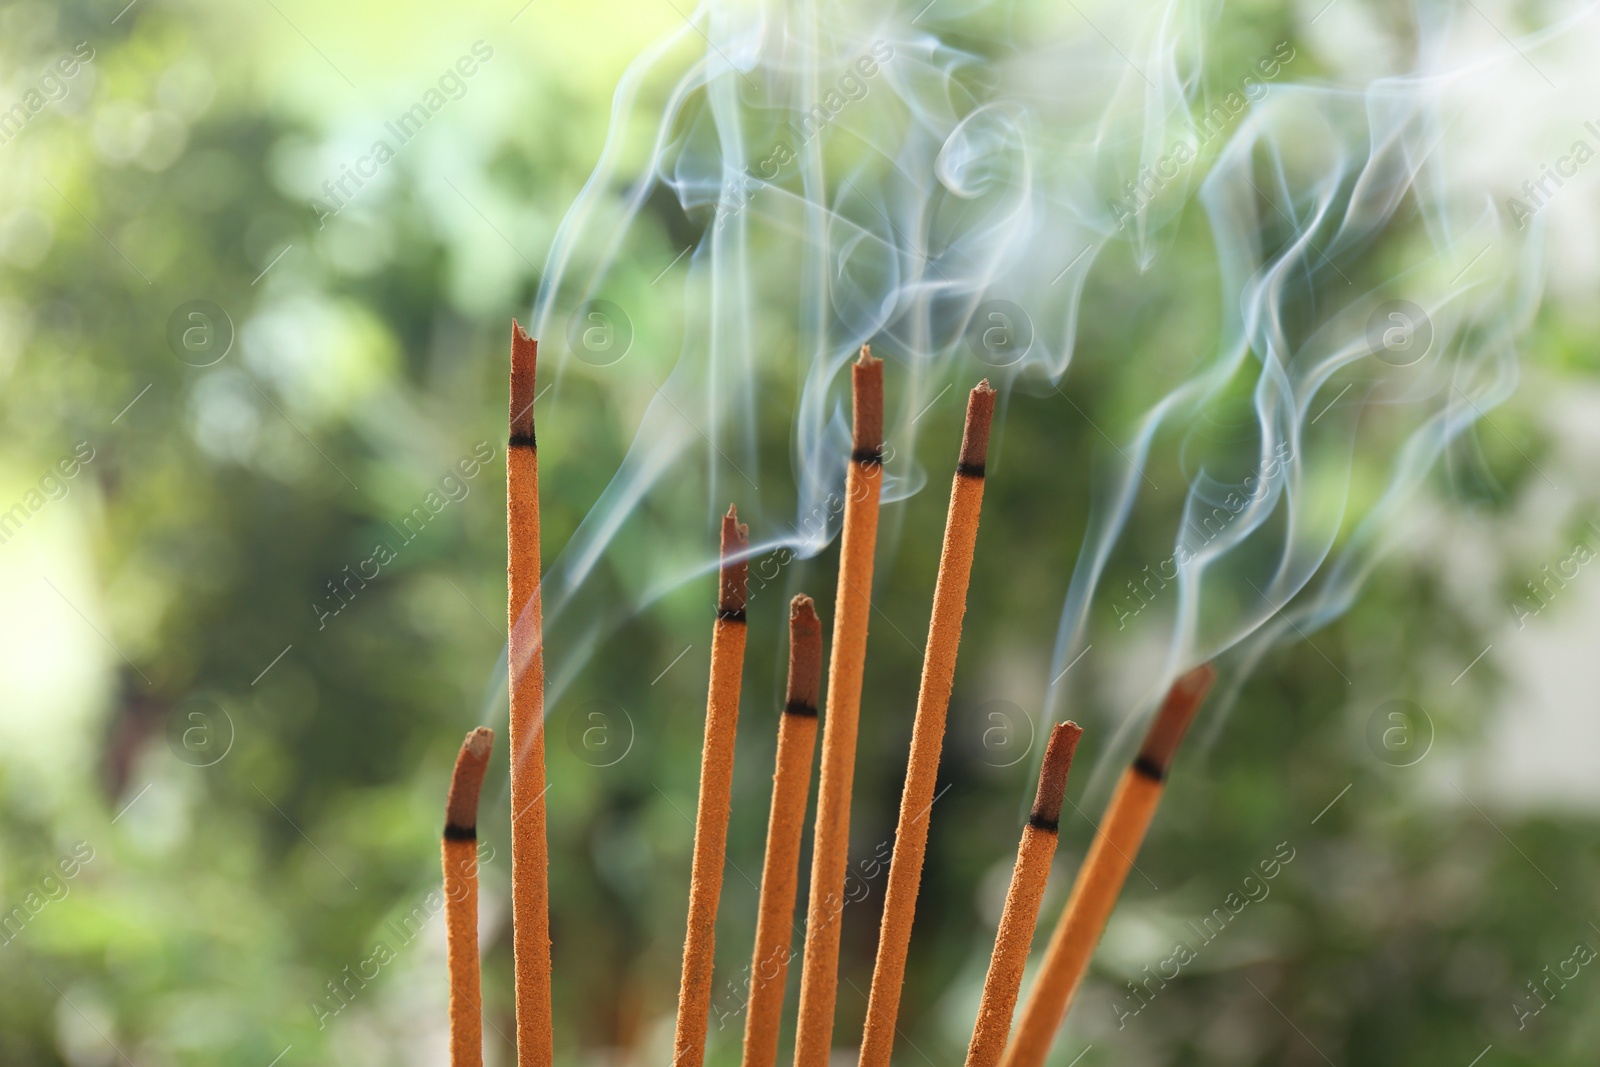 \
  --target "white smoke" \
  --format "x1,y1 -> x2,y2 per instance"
502,0 -> 1568,791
